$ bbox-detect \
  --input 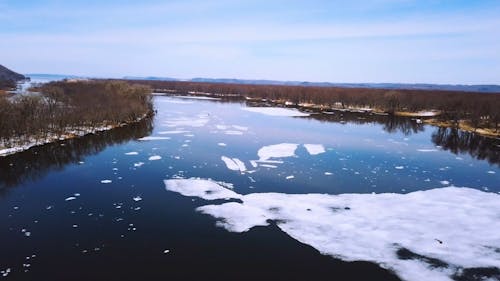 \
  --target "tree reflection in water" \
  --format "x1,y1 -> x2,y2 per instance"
305,111 -> 425,136
432,127 -> 500,166
0,117 -> 153,191
306,110 -> 500,165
